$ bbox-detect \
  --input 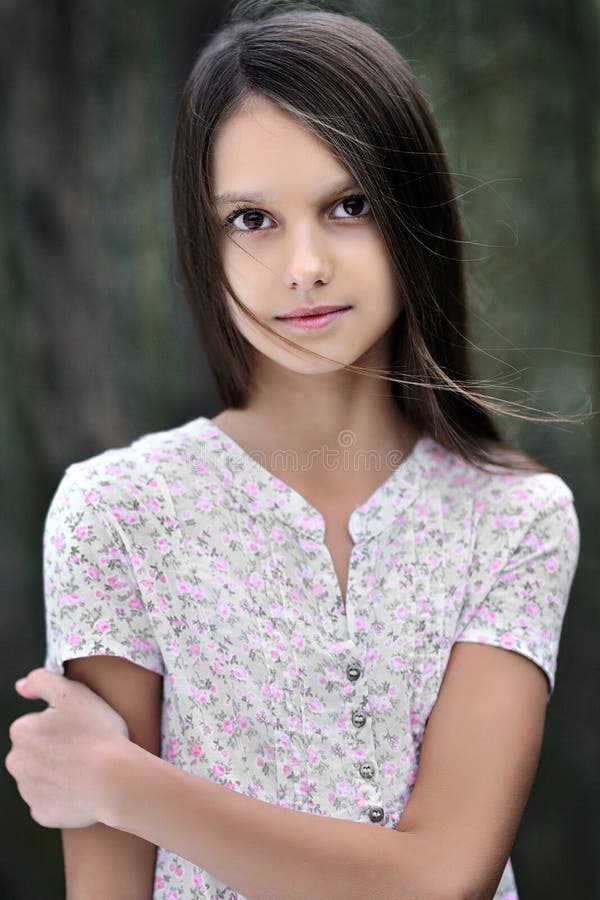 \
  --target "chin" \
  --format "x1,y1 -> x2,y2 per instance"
276,356 -> 349,376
